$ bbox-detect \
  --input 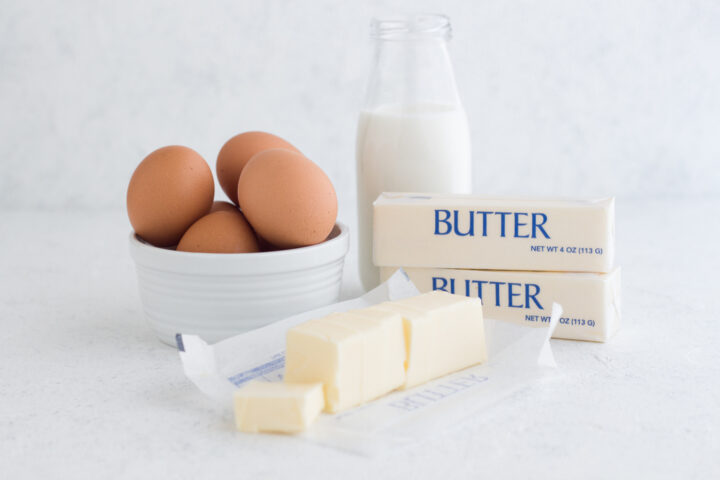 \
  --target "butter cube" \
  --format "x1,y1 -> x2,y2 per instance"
377,291 -> 486,389
284,309 -> 406,413
233,381 -> 324,433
